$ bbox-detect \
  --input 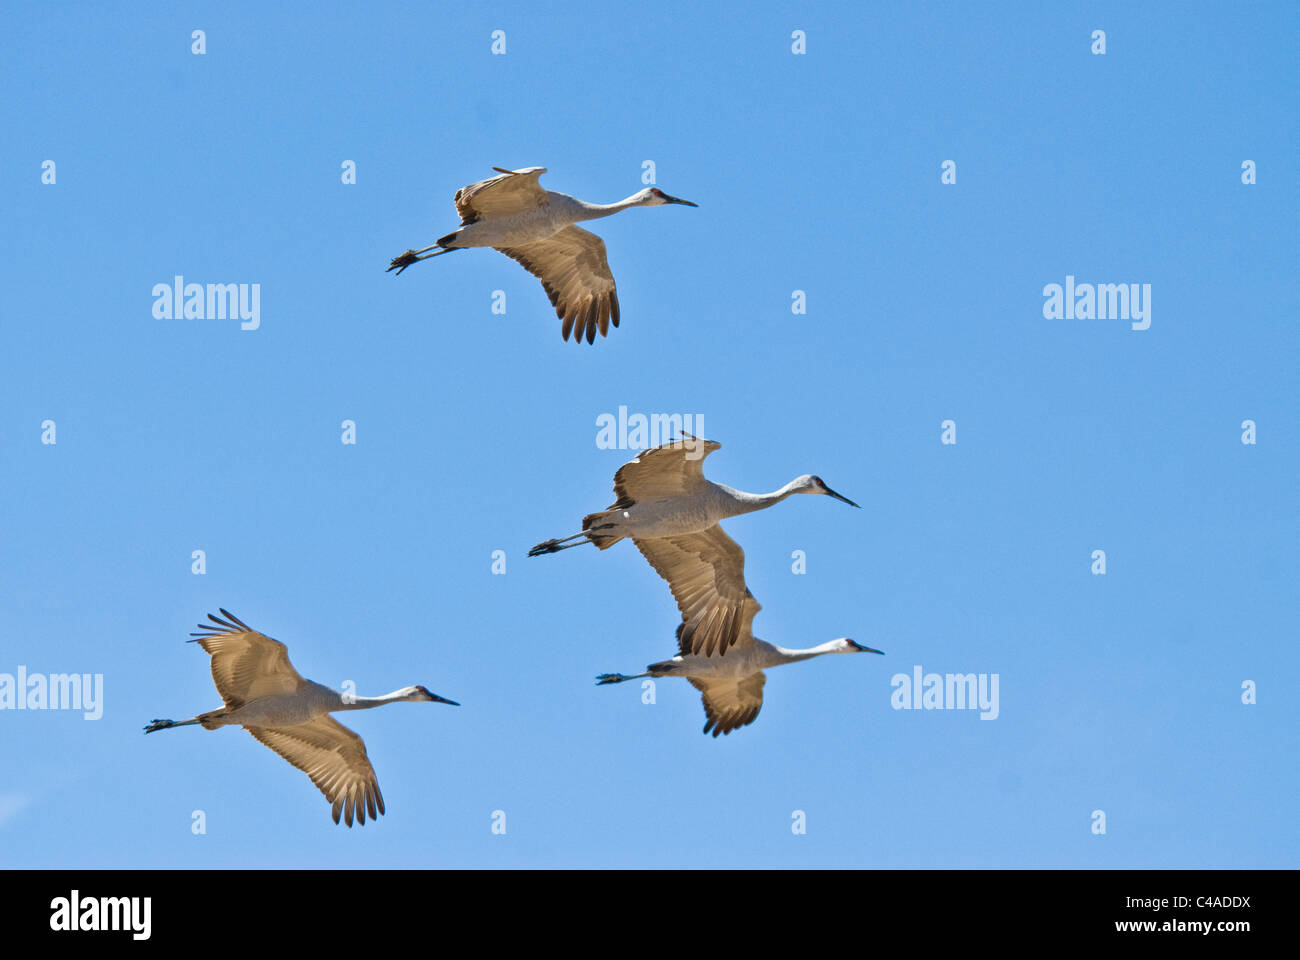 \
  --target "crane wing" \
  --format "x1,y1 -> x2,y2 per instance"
634,525 -> 751,657
453,166 -> 548,224
670,589 -> 761,657
189,609 -> 305,710
689,672 -> 766,737
244,715 -> 385,827
498,226 -> 619,344
610,436 -> 722,505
